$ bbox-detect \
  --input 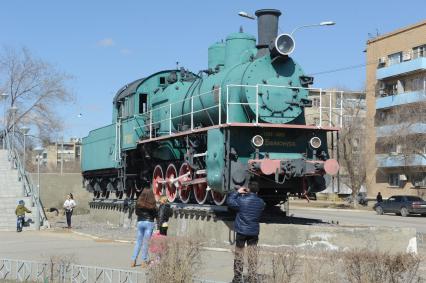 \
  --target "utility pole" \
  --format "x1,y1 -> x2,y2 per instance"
60,136 -> 64,175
